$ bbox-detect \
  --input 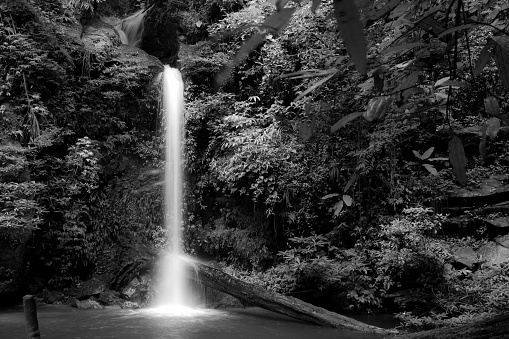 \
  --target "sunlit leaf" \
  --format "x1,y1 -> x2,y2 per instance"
479,122 -> 487,161
436,24 -> 474,39
322,193 -> 340,200
491,36 -> 509,91
342,194 -> 353,206
448,135 -> 467,185
473,42 -> 494,77
333,0 -> 367,75
330,111 -> 363,133
423,164 -> 438,176
421,147 -> 434,160
484,96 -> 500,115
294,70 -> 339,101
486,117 -> 501,140
311,0 -> 322,13
343,173 -> 358,193
412,150 -> 422,159
434,77 -> 471,88
382,42 -> 428,55
333,200 -> 344,216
